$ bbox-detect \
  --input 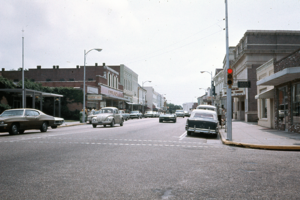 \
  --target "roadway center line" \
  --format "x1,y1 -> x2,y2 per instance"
179,131 -> 187,140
